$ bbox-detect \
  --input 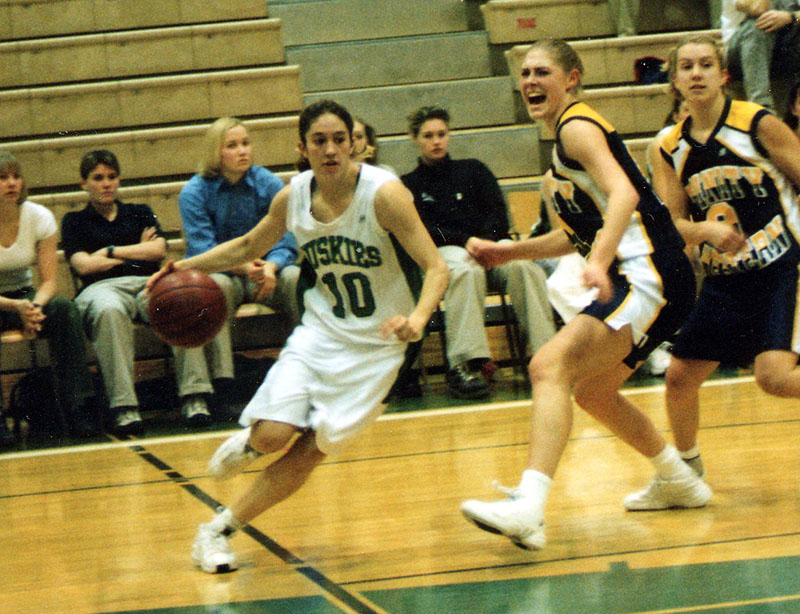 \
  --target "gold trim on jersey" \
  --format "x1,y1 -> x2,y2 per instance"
725,100 -> 764,133
558,102 -> 616,134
